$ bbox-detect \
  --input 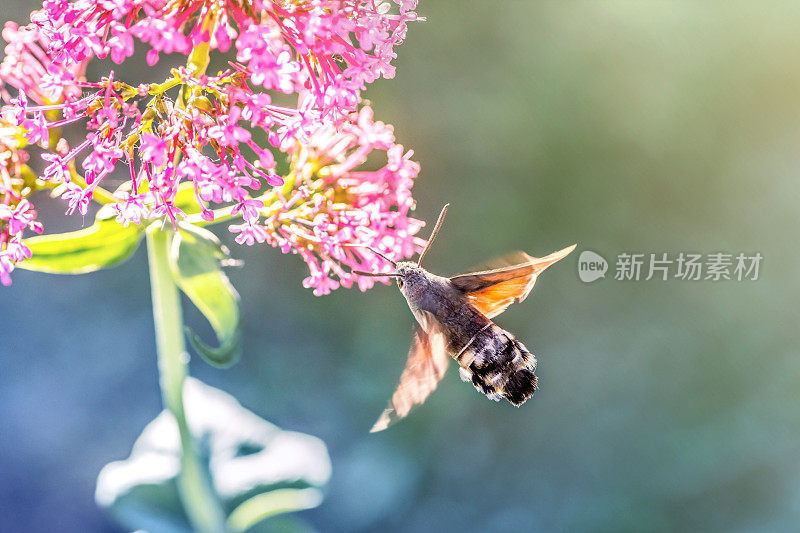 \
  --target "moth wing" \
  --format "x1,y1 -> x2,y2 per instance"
370,311 -> 450,433
450,244 -> 576,319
